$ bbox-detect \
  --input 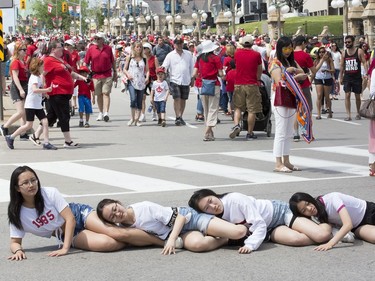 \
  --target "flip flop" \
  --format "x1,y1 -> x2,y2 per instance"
291,166 -> 302,171
344,117 -> 352,121
273,166 -> 292,173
